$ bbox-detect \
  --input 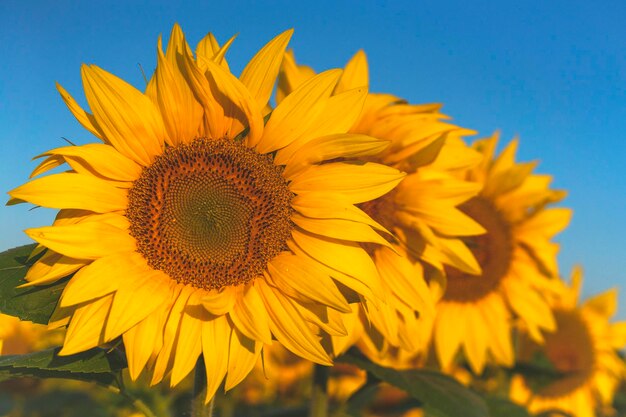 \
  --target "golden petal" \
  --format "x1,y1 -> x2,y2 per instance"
81,65 -> 166,165
9,172 -> 127,213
